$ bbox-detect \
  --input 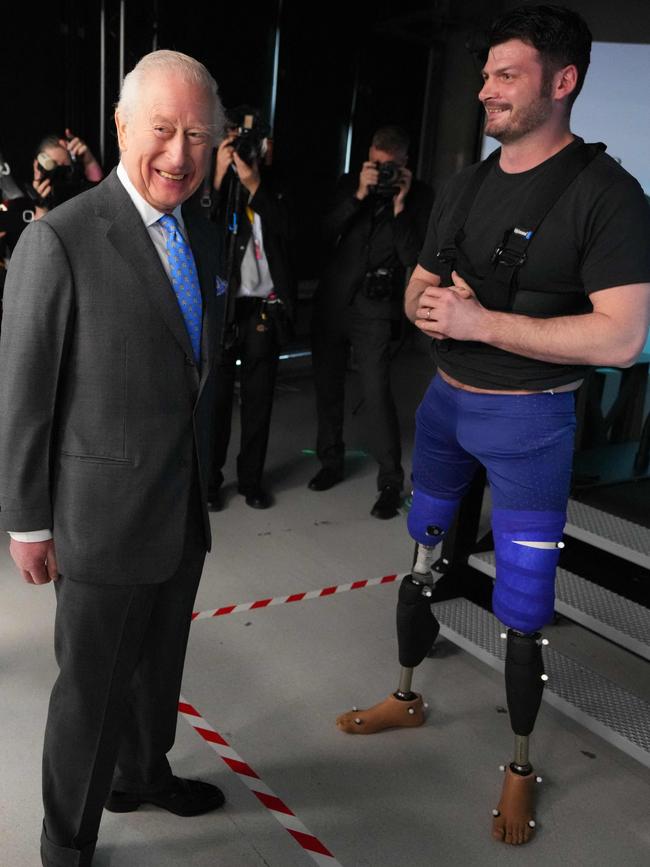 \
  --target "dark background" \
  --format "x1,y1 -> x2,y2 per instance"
3,0 -> 650,276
